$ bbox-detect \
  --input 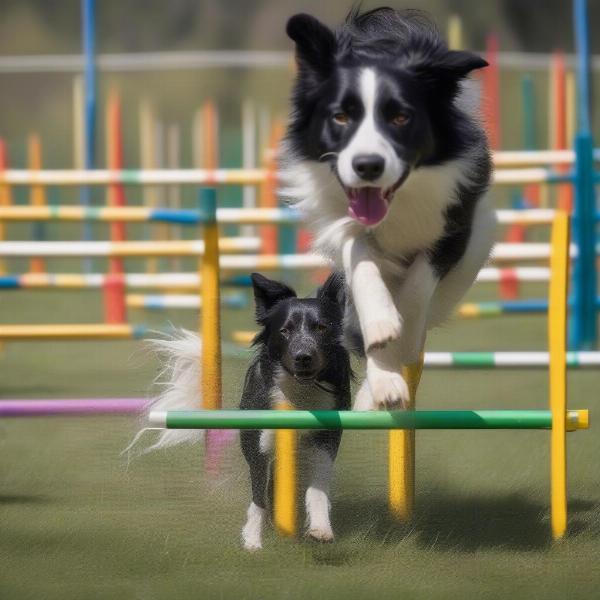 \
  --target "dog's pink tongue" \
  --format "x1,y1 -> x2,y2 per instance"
348,187 -> 388,226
